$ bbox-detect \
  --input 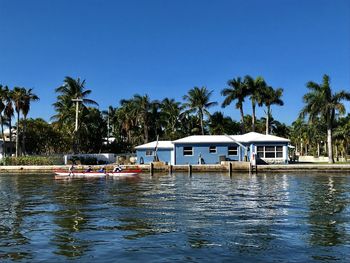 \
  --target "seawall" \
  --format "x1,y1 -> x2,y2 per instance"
1,162 -> 350,174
